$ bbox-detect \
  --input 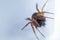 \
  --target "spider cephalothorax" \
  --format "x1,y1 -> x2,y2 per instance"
21,0 -> 54,40
32,12 -> 46,27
